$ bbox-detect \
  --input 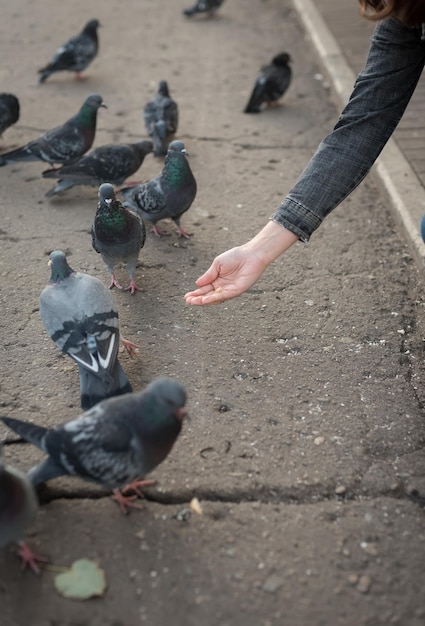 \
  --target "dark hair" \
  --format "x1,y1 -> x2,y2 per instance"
359,0 -> 425,26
